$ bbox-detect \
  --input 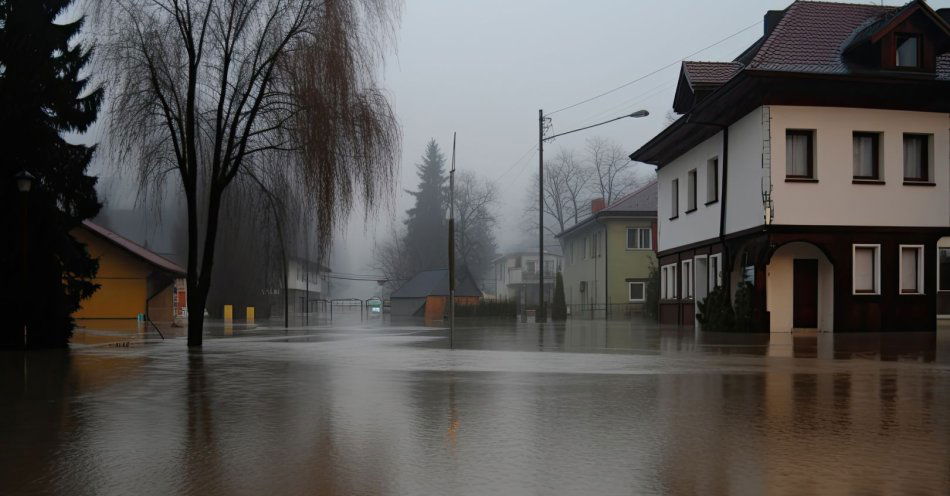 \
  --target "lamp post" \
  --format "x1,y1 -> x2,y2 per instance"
536,109 -> 649,323
15,170 -> 34,347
